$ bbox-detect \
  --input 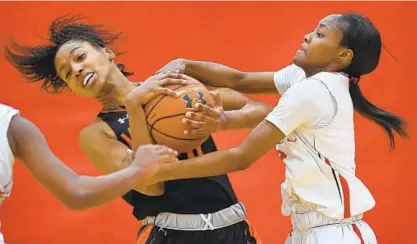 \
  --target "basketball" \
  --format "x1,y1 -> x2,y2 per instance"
144,76 -> 215,153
